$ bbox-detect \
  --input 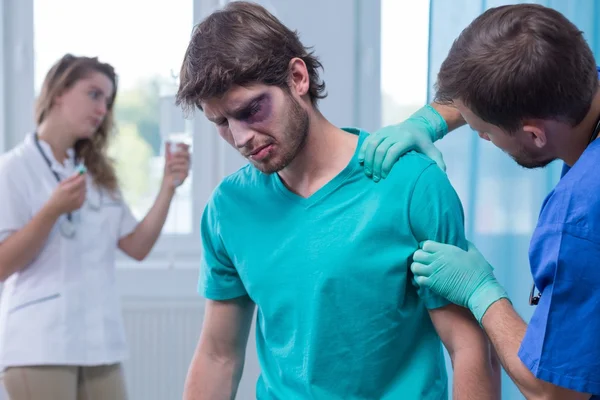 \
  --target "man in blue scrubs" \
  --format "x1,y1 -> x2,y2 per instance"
360,4 -> 600,400
176,2 -> 499,399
